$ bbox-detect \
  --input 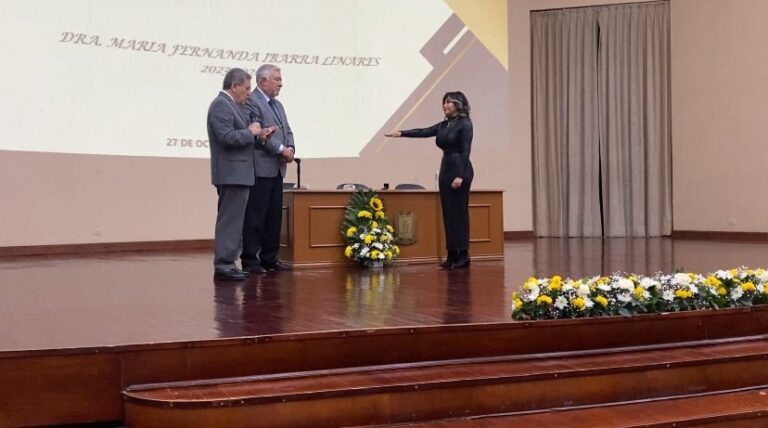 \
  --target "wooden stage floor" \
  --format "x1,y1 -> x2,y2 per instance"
1,238 -> 767,352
